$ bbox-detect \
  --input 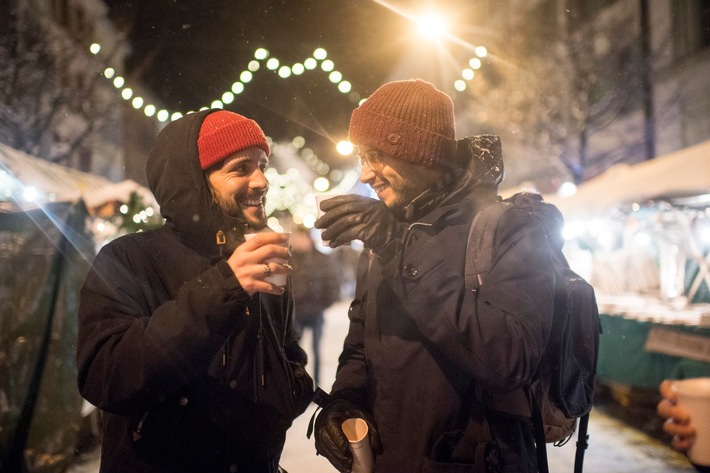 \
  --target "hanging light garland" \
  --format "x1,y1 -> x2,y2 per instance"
85,42 -> 488,227
88,43 -> 488,123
